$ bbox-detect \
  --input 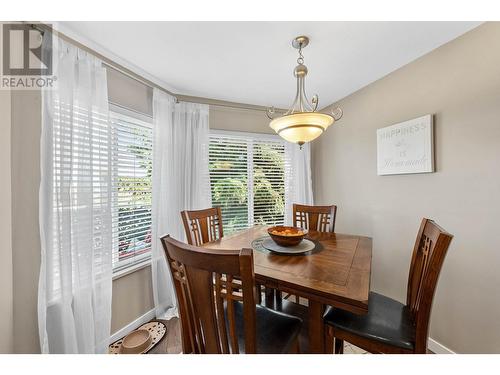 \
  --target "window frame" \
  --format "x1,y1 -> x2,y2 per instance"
109,103 -> 153,276
209,129 -> 288,233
